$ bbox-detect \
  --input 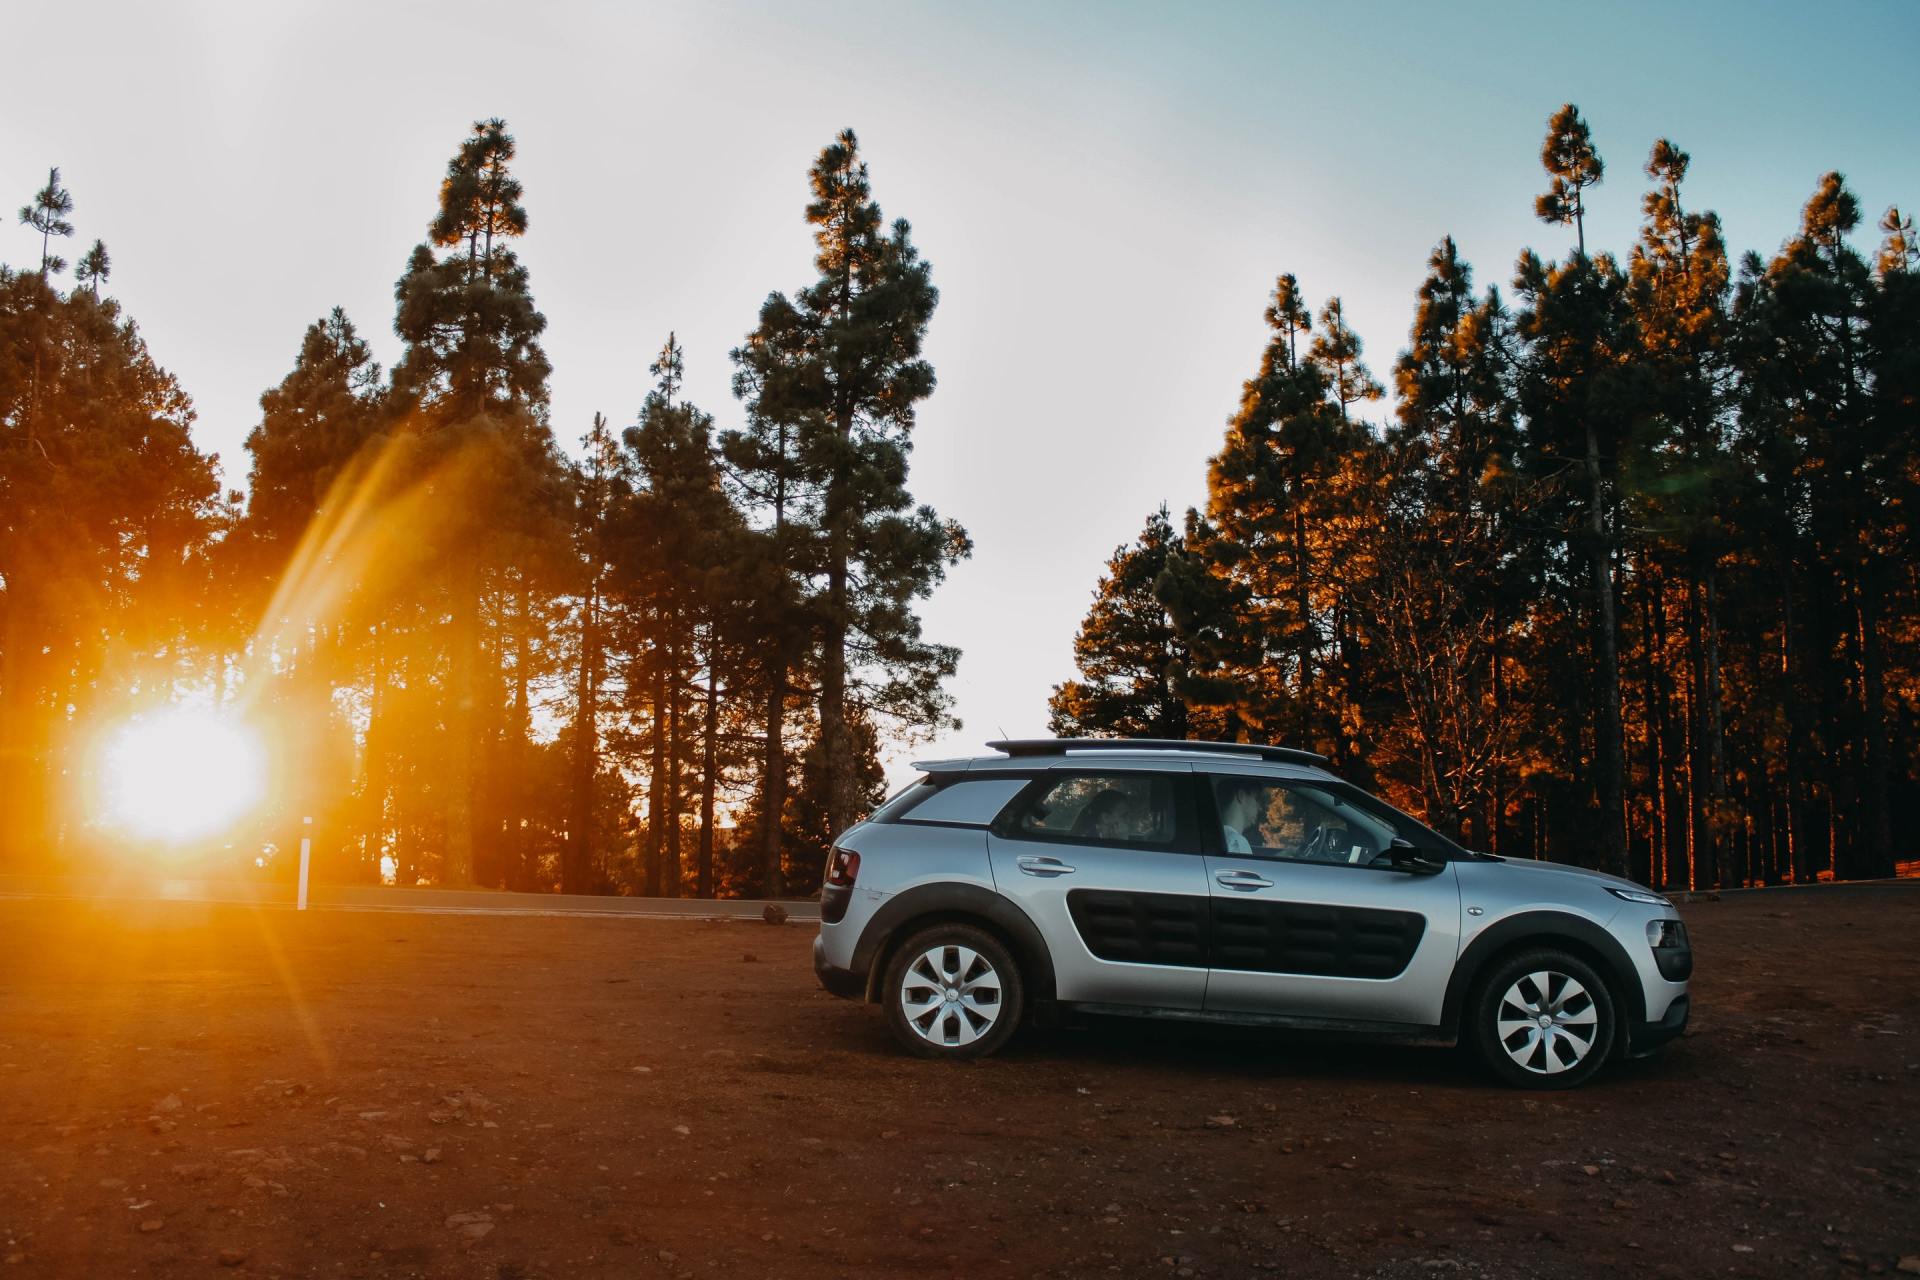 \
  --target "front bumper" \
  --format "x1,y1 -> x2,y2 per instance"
1627,992 -> 1689,1057
813,934 -> 866,1000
